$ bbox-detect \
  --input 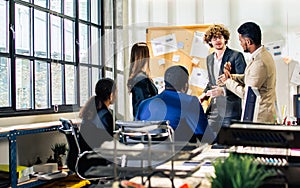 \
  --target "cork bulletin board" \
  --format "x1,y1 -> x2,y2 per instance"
146,25 -> 212,97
